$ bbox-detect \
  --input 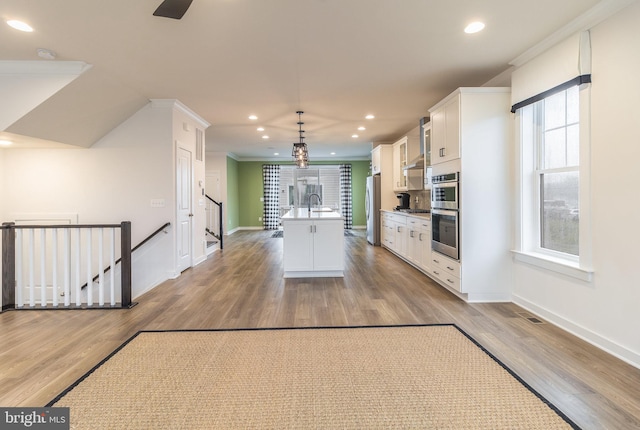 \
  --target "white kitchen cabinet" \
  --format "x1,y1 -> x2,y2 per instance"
406,218 -> 422,266
382,212 -> 433,272
380,212 -> 394,249
418,219 -> 431,272
394,217 -> 407,257
282,211 -> 344,278
423,122 -> 433,189
371,145 -> 388,175
429,87 -> 512,302
430,94 -> 460,164
392,133 -> 423,192
429,253 -> 461,293
380,212 -> 408,257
